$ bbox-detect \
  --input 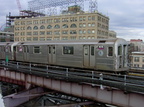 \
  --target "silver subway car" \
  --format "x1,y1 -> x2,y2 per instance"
0,42 -> 18,60
14,38 -> 129,72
